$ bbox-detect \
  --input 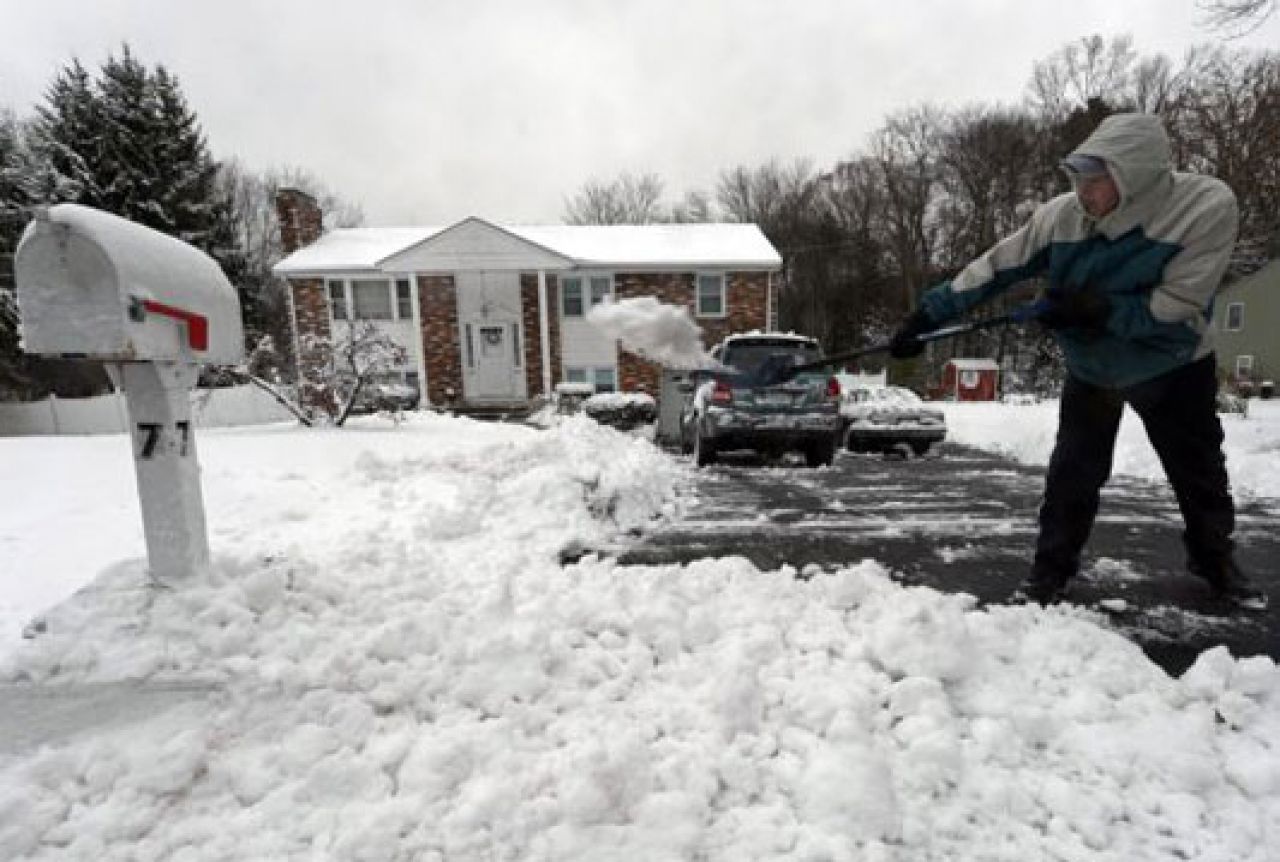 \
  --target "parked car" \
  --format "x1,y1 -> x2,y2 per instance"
348,375 -> 420,414
839,382 -> 946,455
679,333 -> 842,467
